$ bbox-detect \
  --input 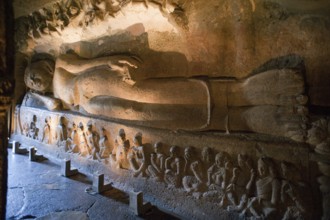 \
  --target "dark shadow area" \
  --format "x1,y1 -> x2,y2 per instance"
67,173 -> 92,185
101,187 -> 129,205
140,206 -> 181,220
